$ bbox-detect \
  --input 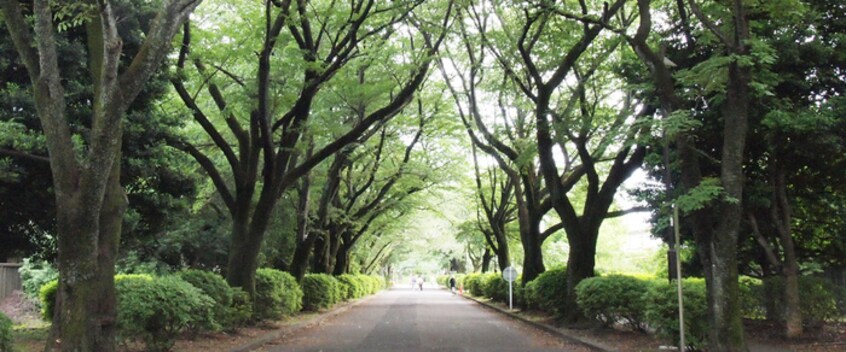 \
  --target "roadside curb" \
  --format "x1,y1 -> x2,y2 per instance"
229,293 -> 380,352
455,290 -> 618,352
